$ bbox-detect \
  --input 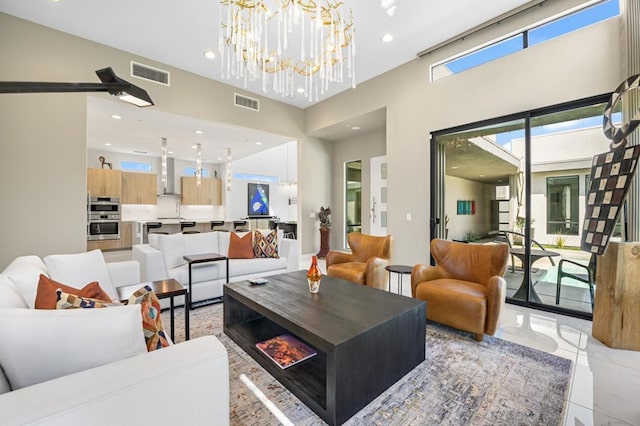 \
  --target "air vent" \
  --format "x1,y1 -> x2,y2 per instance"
130,61 -> 170,86
234,93 -> 259,111
133,150 -> 148,154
